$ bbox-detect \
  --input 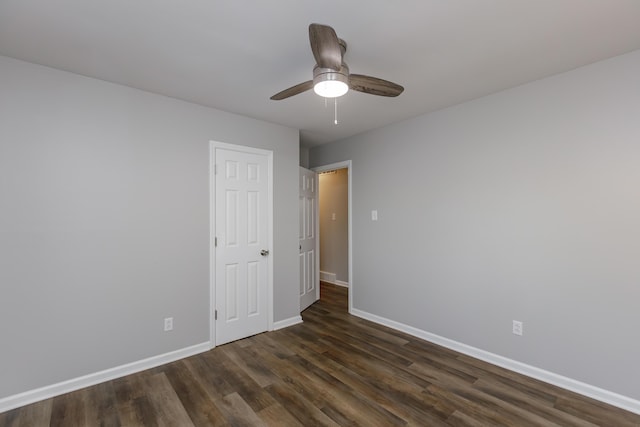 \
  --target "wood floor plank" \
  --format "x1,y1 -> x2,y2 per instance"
408,359 -> 478,391
339,319 -> 411,347
471,378 -> 598,427
248,341 -> 358,421
112,372 -> 157,426
252,332 -> 297,359
202,349 -> 277,413
428,383 -> 533,426
308,320 -> 416,368
214,392 -> 266,427
438,383 -> 565,426
555,394 -> 640,427
445,409 -> 498,427
162,360 -> 230,427
83,382 -> 120,426
281,337 -> 426,423
284,353 -> 407,426
0,399 -> 52,427
320,335 -> 432,393
256,403 -> 305,427
220,342 -> 279,388
278,326 -> 330,354
264,381 -> 340,427
318,342 -> 453,425
183,352 -> 234,400
49,389 -> 87,427
143,372 -> 195,427
2,282 -> 639,426
452,352 -> 561,404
